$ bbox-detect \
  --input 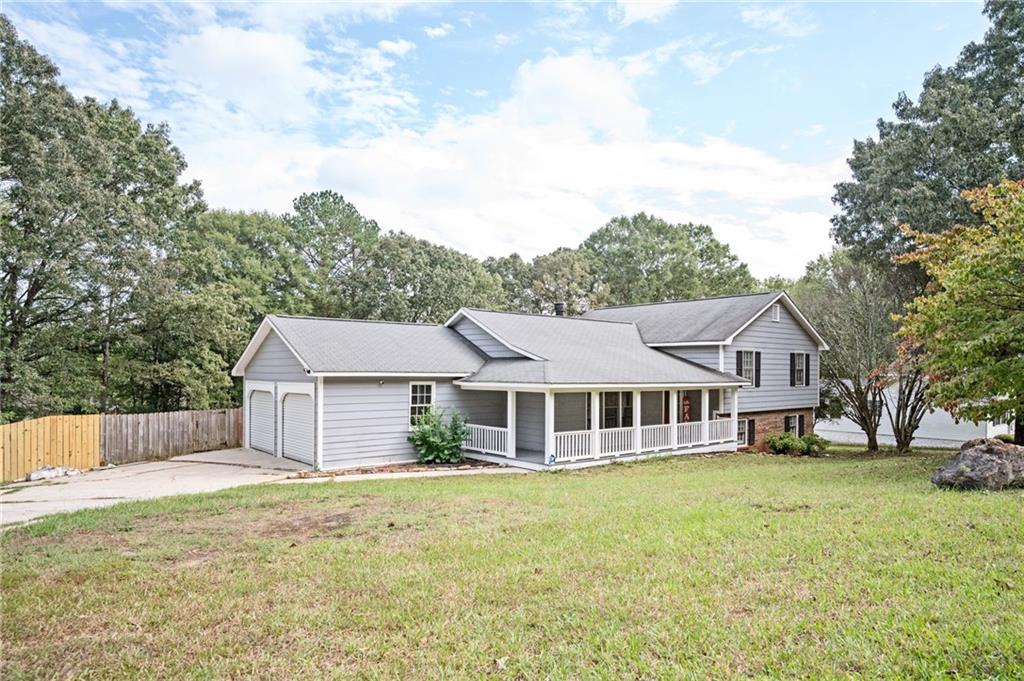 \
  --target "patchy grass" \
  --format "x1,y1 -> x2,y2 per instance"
2,450 -> 1022,679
